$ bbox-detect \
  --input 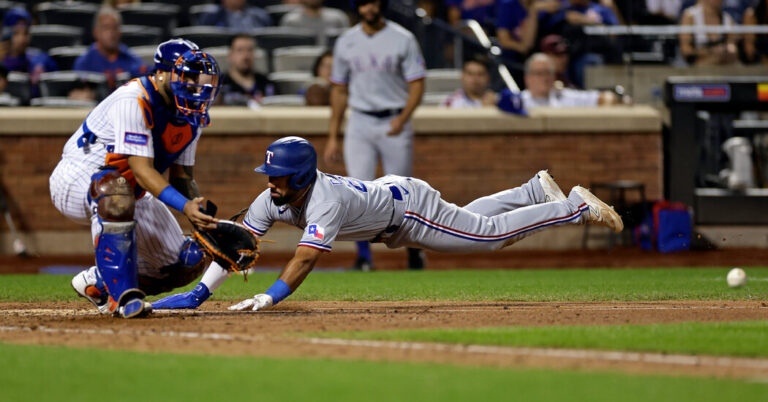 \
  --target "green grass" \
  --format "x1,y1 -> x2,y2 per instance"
313,320 -> 768,358
1,267 -> 767,302
1,342 -> 767,402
